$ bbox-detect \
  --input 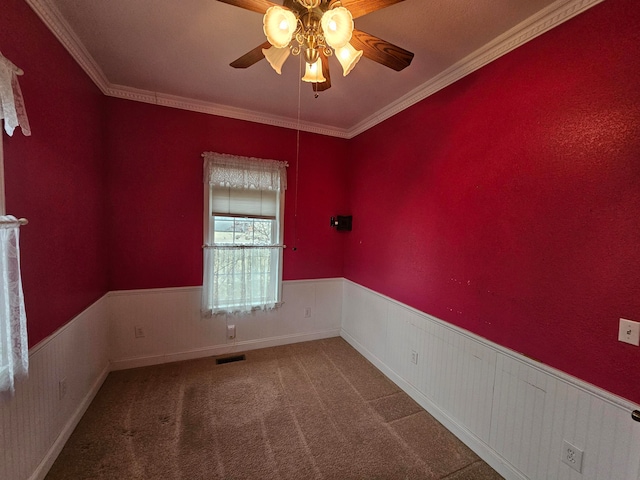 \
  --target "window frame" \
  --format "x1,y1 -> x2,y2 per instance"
202,175 -> 285,315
